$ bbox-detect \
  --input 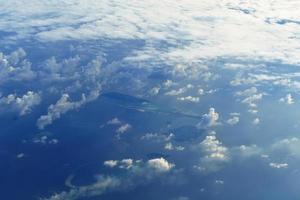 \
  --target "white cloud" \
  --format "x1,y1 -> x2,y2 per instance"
279,93 -> 294,104
226,116 -> 239,125
163,80 -> 174,88
116,123 -> 131,134
200,135 -> 229,161
252,118 -> 260,125
165,88 -> 186,96
272,137 -> 300,158
0,91 -> 41,115
42,175 -> 120,200
232,145 -> 262,158
149,86 -> 160,96
194,135 -> 229,172
164,142 -> 185,151
46,157 -> 175,199
196,108 -> 219,129
107,118 -> 122,125
269,162 -> 288,169
141,132 -> 174,142
0,48 -> 36,84
104,157 -> 175,173
236,87 -> 263,108
177,96 -> 200,103
2,0 -> 300,65
215,180 -> 224,185
37,88 -> 101,129
103,160 -> 118,168
147,157 -> 175,172
32,135 -> 58,145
